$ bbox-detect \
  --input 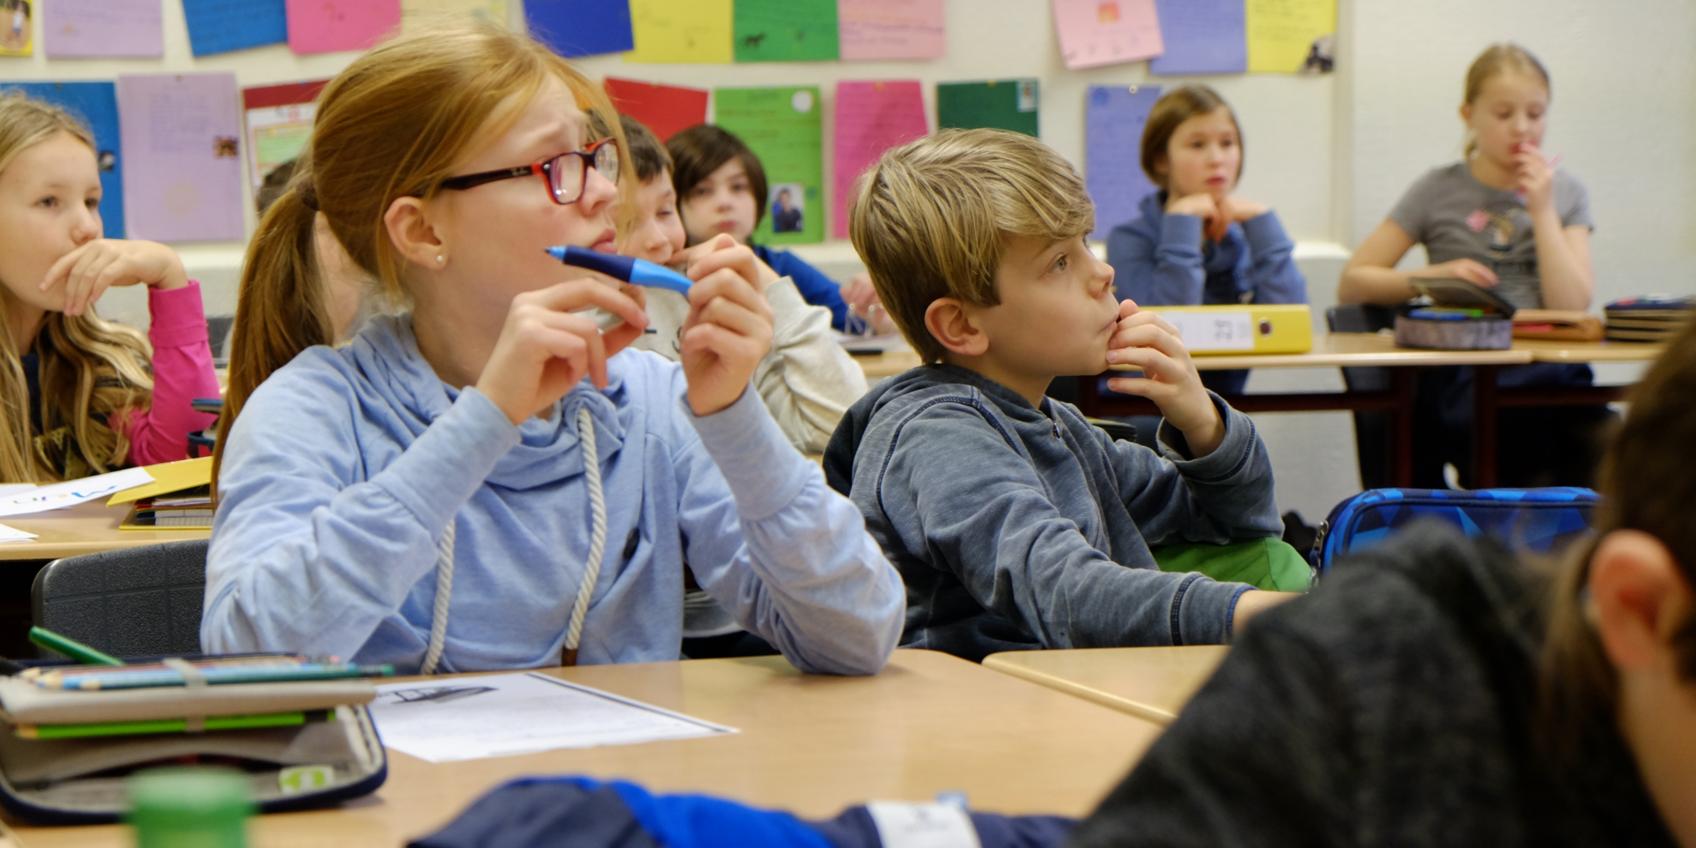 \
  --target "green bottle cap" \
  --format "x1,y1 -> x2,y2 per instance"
128,767 -> 253,848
